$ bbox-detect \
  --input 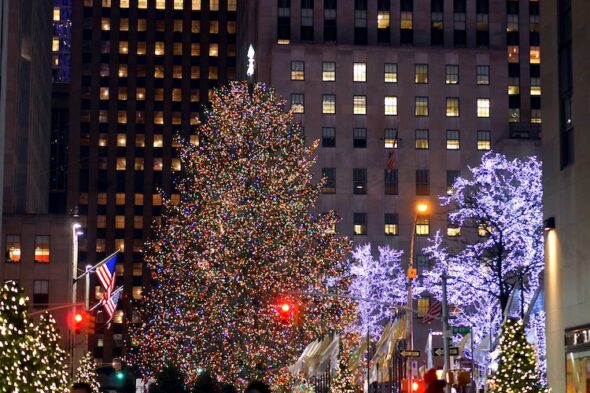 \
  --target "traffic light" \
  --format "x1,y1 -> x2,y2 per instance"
115,371 -> 125,381
410,379 -> 424,393
73,311 -> 84,334
85,312 -> 96,335
277,302 -> 294,323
